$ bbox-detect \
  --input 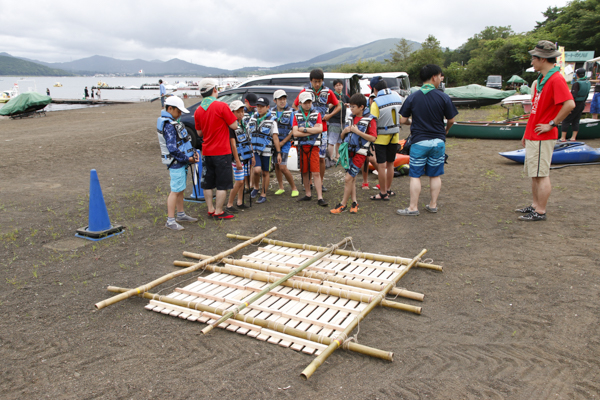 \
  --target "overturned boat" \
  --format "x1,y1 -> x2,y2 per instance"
0,92 -> 51,118
445,84 -> 516,108
499,141 -> 600,164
